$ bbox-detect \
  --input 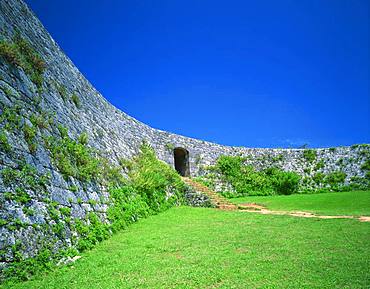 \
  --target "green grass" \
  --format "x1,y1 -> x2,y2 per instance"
230,190 -> 370,216
5,207 -> 370,289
